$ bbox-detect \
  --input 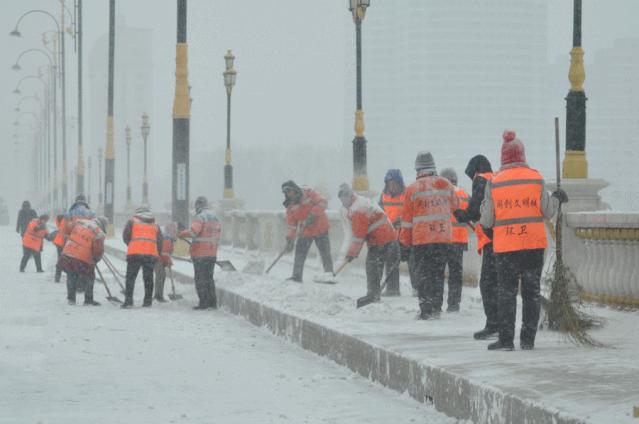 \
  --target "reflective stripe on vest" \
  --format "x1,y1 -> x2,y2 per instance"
411,189 -> 454,200
128,218 -> 159,257
413,214 -> 450,223
491,168 -> 547,253
368,217 -> 387,234
63,220 -> 100,265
